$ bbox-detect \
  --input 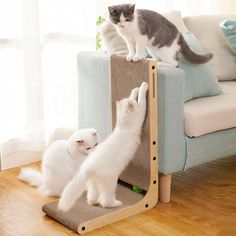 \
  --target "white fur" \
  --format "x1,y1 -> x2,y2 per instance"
147,35 -> 180,67
58,82 -> 148,211
17,129 -> 100,197
114,10 -> 180,67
